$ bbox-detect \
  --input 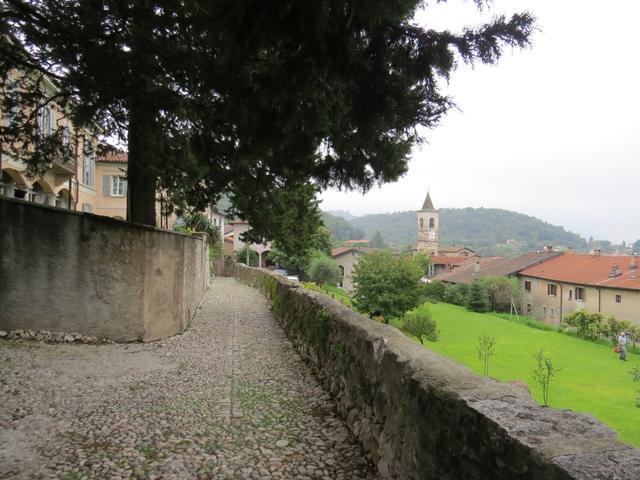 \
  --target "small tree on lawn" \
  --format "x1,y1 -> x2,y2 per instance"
353,251 -> 429,323
532,349 -> 559,407
476,333 -> 496,377
402,305 -> 438,345
467,280 -> 490,313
